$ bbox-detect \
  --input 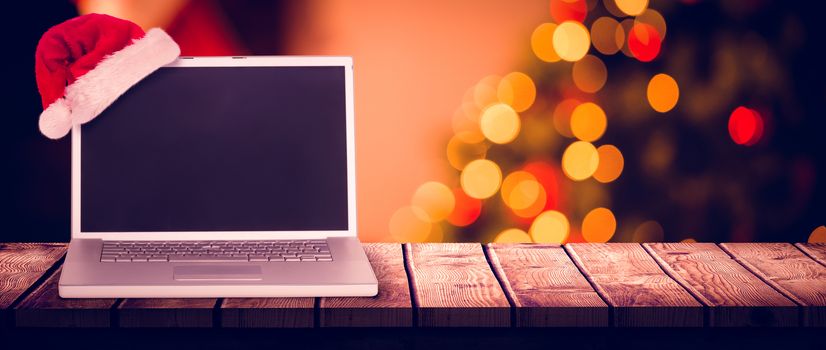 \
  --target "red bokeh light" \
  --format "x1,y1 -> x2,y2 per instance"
523,161 -> 560,211
728,106 -> 764,146
628,23 -> 662,62
549,0 -> 587,23
446,188 -> 482,227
